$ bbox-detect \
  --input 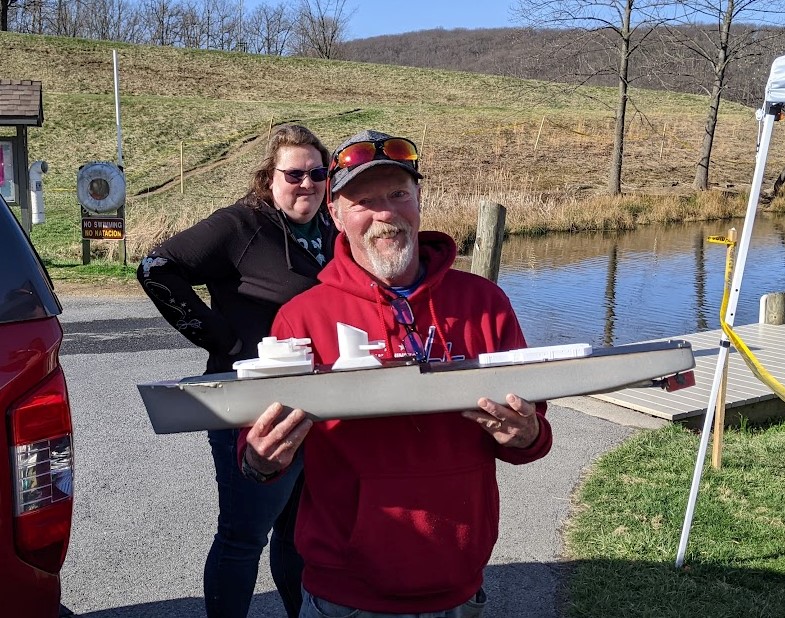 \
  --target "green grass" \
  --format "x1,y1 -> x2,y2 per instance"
565,421 -> 785,617
45,260 -> 138,282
